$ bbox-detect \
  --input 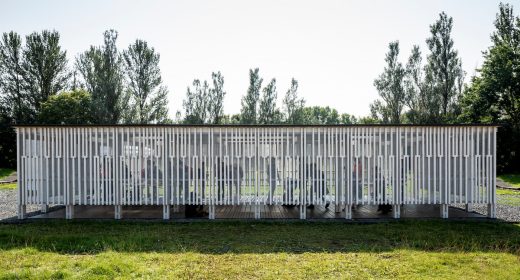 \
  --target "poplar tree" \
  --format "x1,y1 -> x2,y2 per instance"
183,79 -> 210,124
208,71 -> 226,124
240,68 -> 262,124
258,78 -> 279,124
76,30 -> 125,124
425,12 -> 465,122
371,41 -> 406,124
122,39 -> 169,124
0,31 -> 29,123
22,30 -> 69,117
282,78 -> 305,124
